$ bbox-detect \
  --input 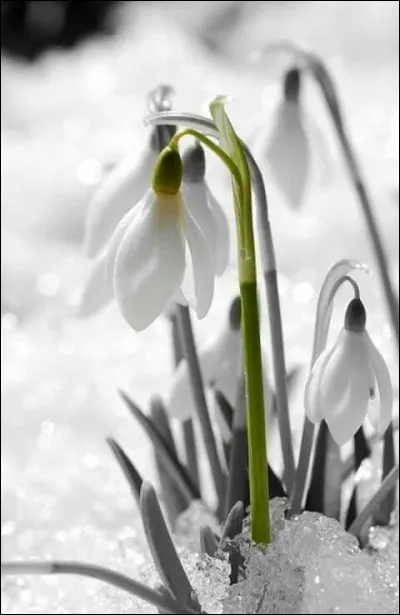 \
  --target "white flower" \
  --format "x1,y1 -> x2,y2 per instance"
256,67 -> 330,210
181,142 -> 230,276
108,188 -> 214,330
266,96 -> 310,209
305,298 -> 393,446
80,144 -> 217,331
